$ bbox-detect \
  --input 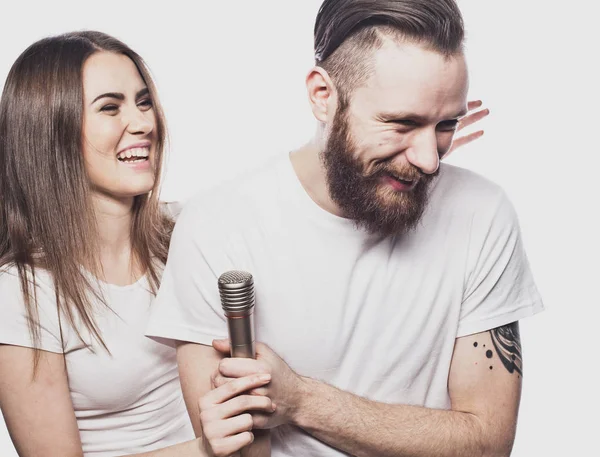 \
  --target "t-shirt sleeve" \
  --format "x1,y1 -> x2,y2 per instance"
160,201 -> 185,222
457,190 -> 544,337
0,268 -> 64,353
146,203 -> 229,346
